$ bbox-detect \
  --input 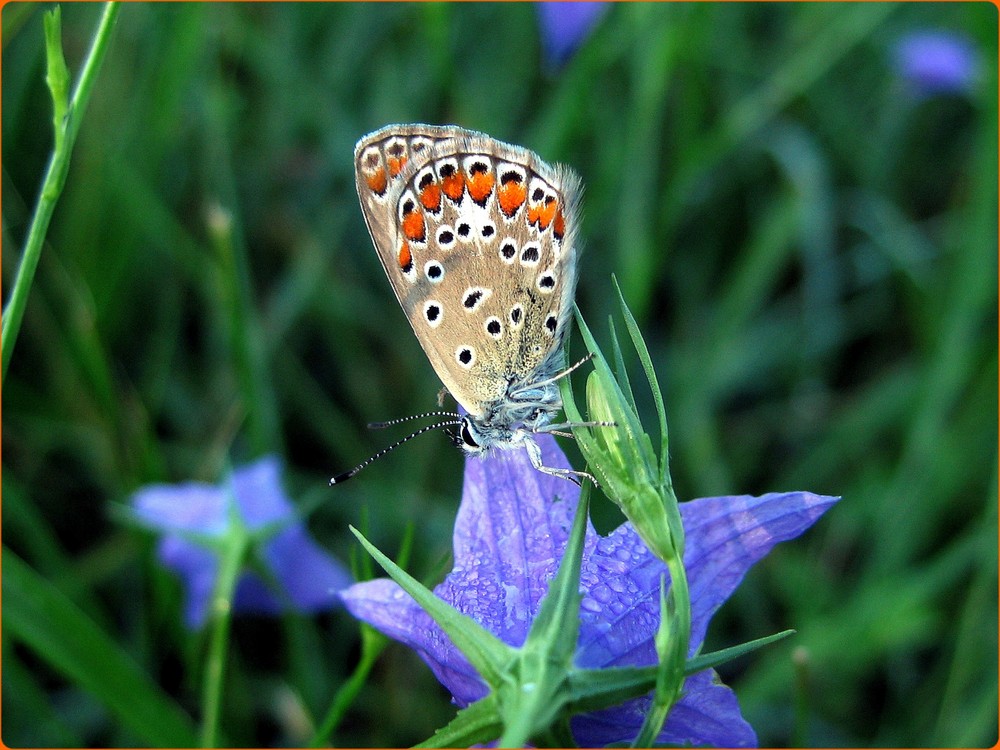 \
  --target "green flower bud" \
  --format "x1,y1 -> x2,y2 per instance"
561,286 -> 683,564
